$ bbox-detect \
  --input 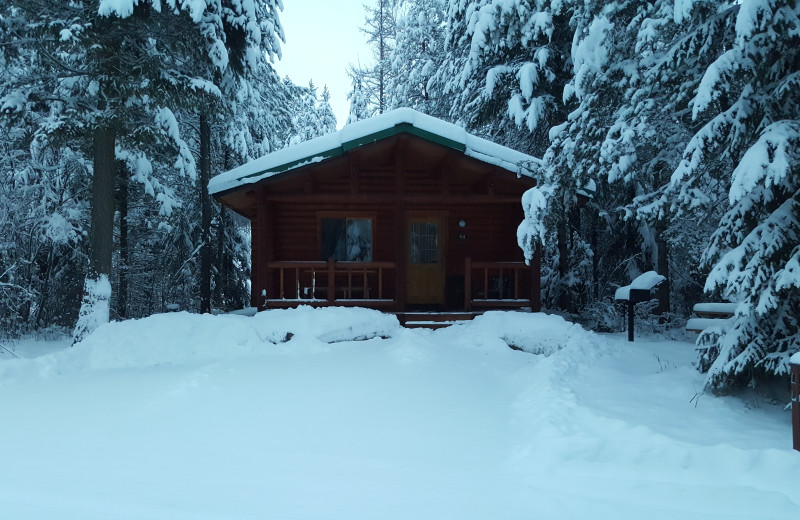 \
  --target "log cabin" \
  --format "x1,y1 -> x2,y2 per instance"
210,108 -> 542,313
